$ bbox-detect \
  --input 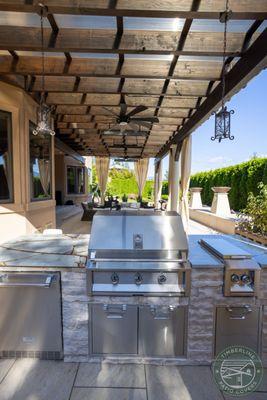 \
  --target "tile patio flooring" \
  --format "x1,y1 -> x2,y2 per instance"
0,360 -> 266,400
